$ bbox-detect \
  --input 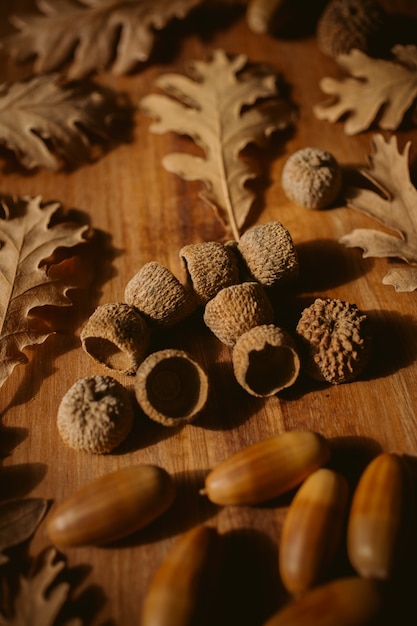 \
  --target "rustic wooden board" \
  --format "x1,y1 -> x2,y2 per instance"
1,1 -> 417,624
